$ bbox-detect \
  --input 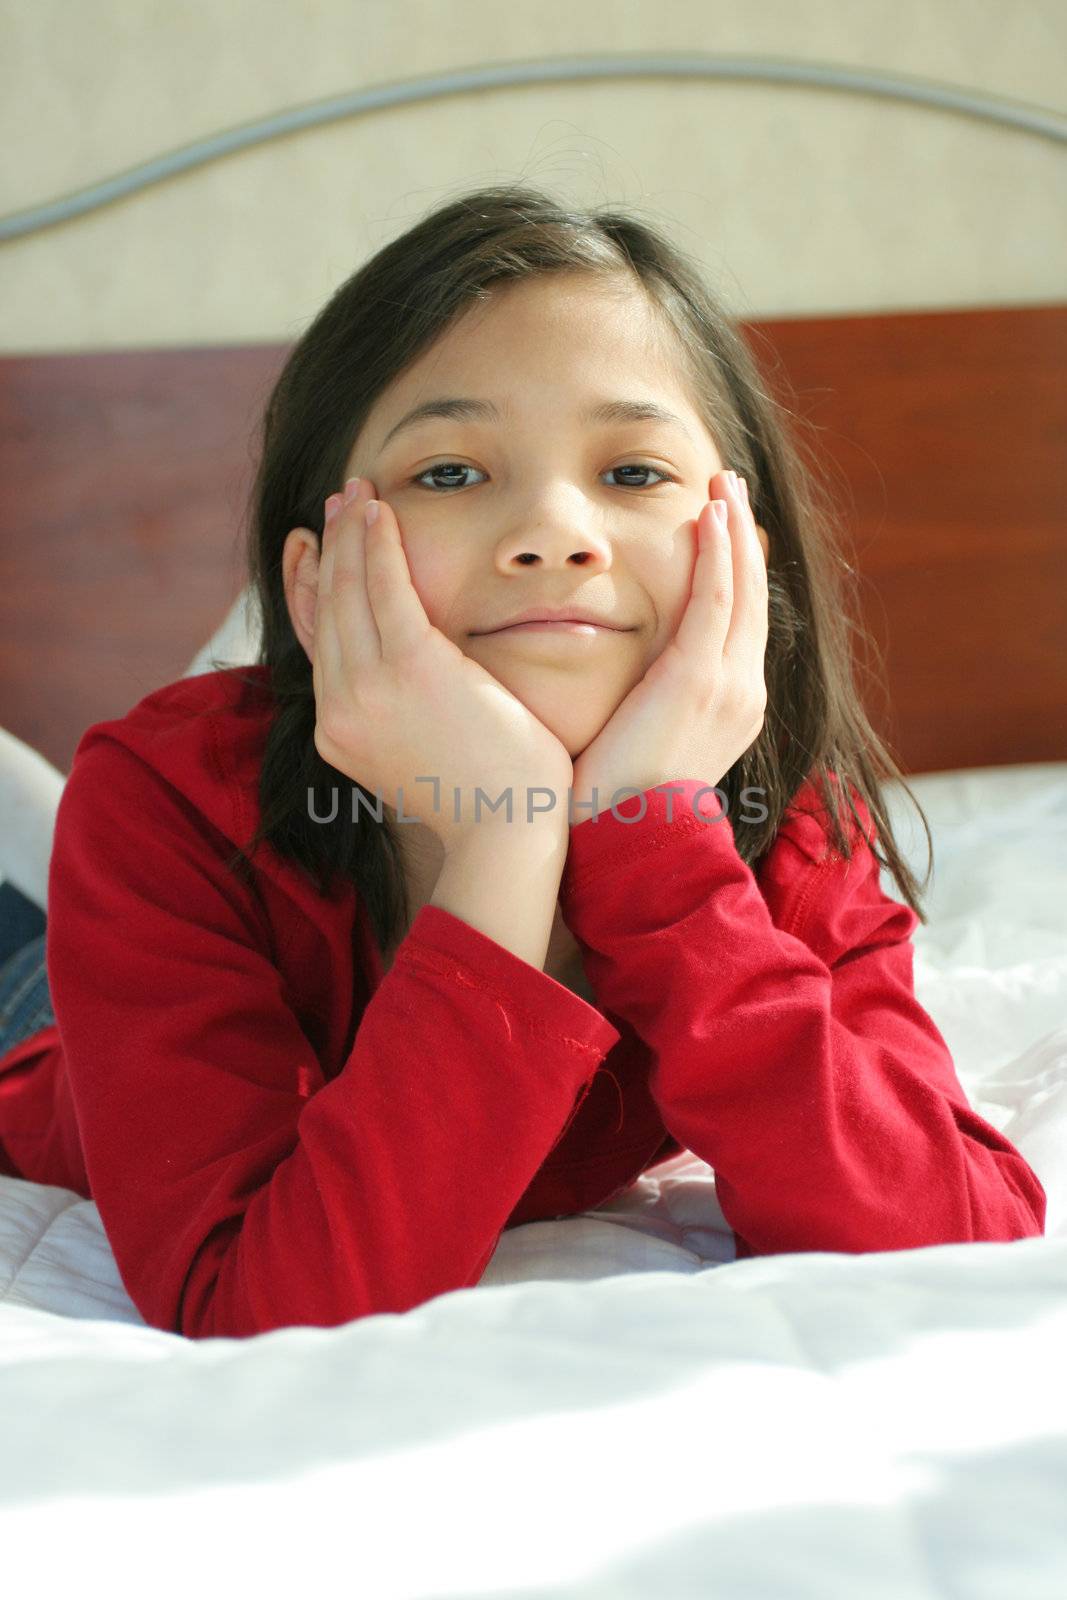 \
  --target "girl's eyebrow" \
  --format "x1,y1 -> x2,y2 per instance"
377,396 -> 695,451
